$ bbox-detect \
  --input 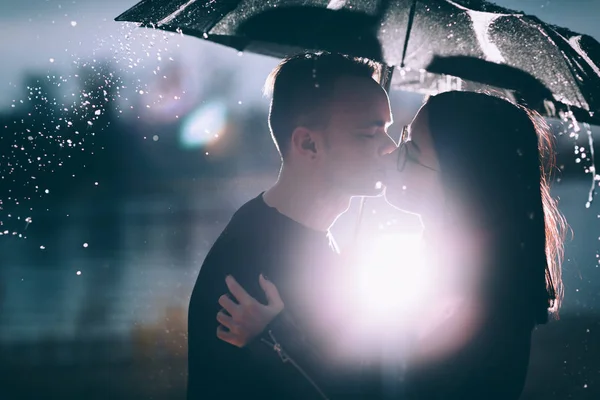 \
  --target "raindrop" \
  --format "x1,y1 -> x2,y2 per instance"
40,245 -> 46,250
153,135 -> 159,141
584,123 -> 596,207
70,21 -> 77,27
83,243 -> 88,248
44,189 -> 50,194
49,58 -> 55,63
76,270 -> 82,275
94,109 -> 102,116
